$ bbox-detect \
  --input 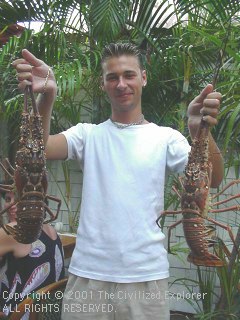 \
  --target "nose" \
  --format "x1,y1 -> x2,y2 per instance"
117,77 -> 127,90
